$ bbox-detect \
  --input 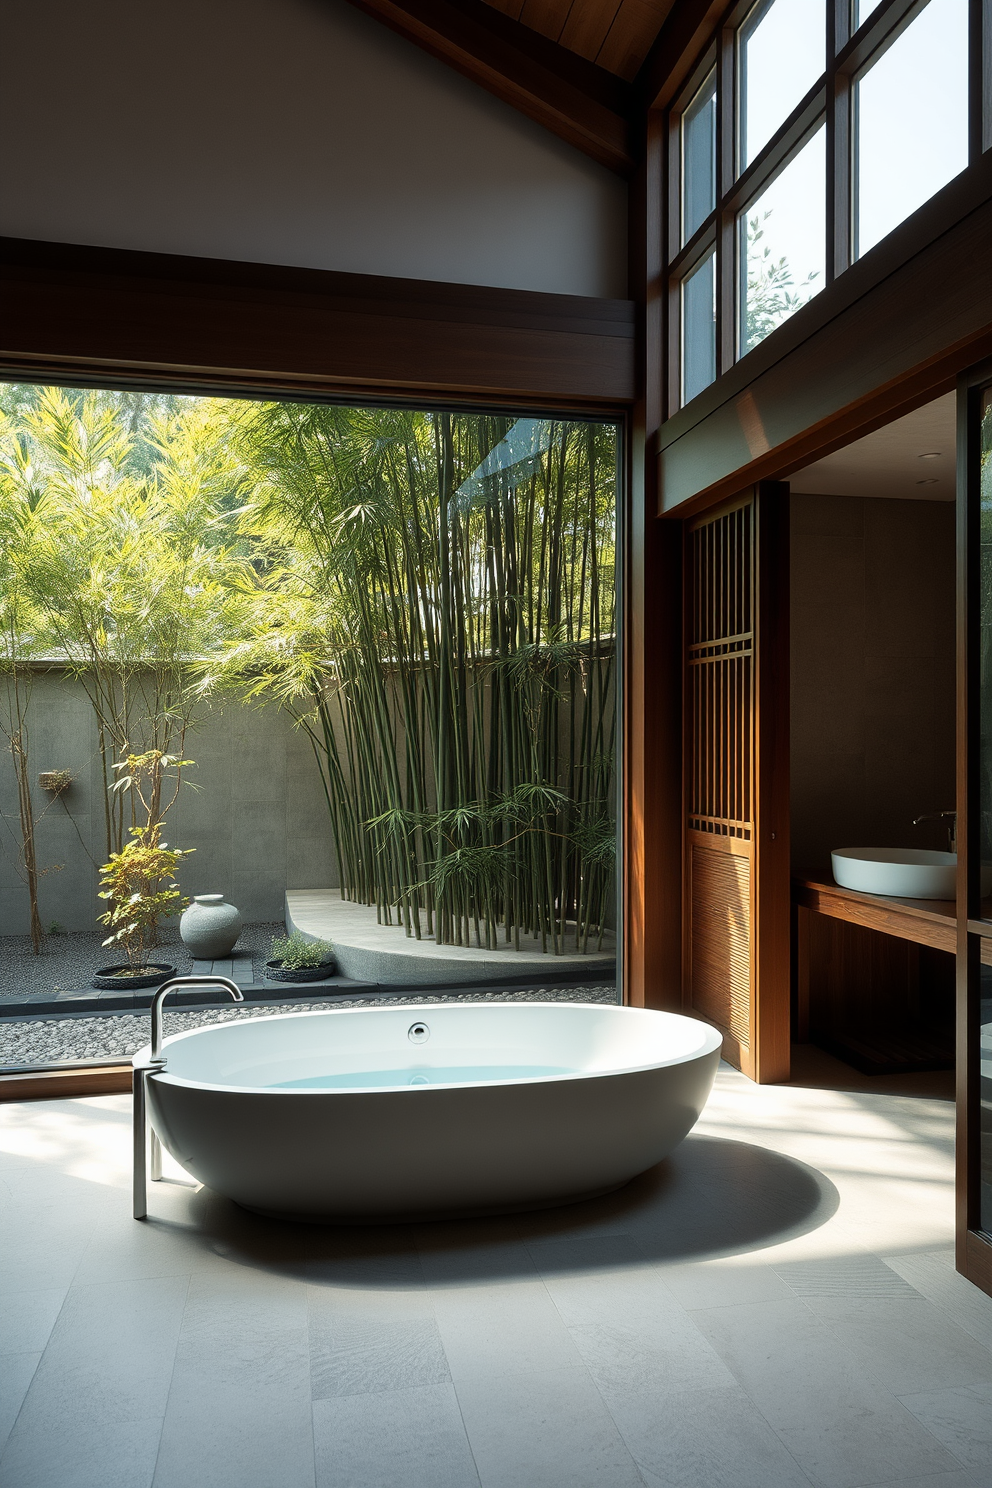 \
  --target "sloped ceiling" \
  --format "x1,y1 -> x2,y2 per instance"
481,0 -> 676,80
